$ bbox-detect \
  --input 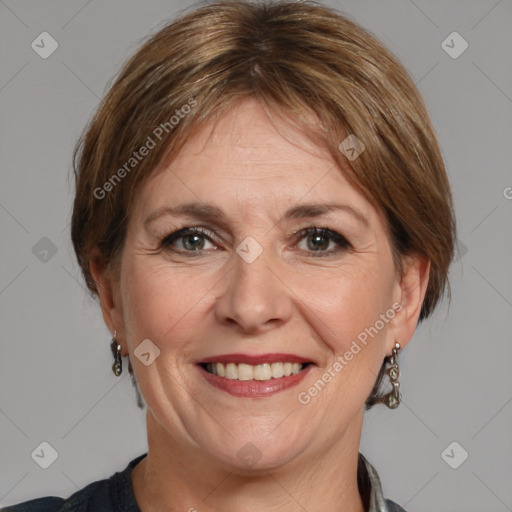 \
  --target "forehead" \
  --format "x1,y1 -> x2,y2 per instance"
132,98 -> 377,227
